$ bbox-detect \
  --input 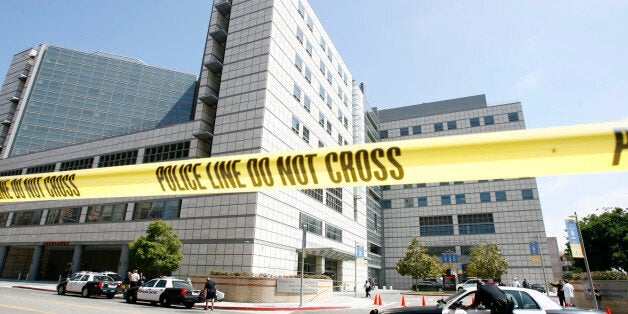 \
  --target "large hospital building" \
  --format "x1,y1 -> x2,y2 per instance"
0,0 -> 553,288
